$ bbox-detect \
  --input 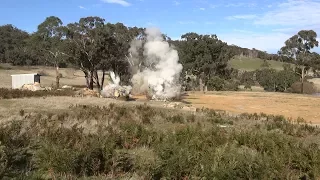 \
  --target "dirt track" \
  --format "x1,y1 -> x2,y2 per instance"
183,91 -> 320,123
